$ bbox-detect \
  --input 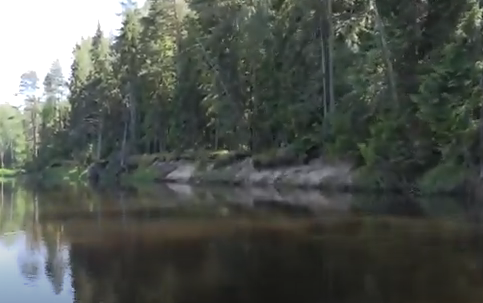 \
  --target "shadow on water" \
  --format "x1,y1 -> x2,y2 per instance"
3,180 -> 483,302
